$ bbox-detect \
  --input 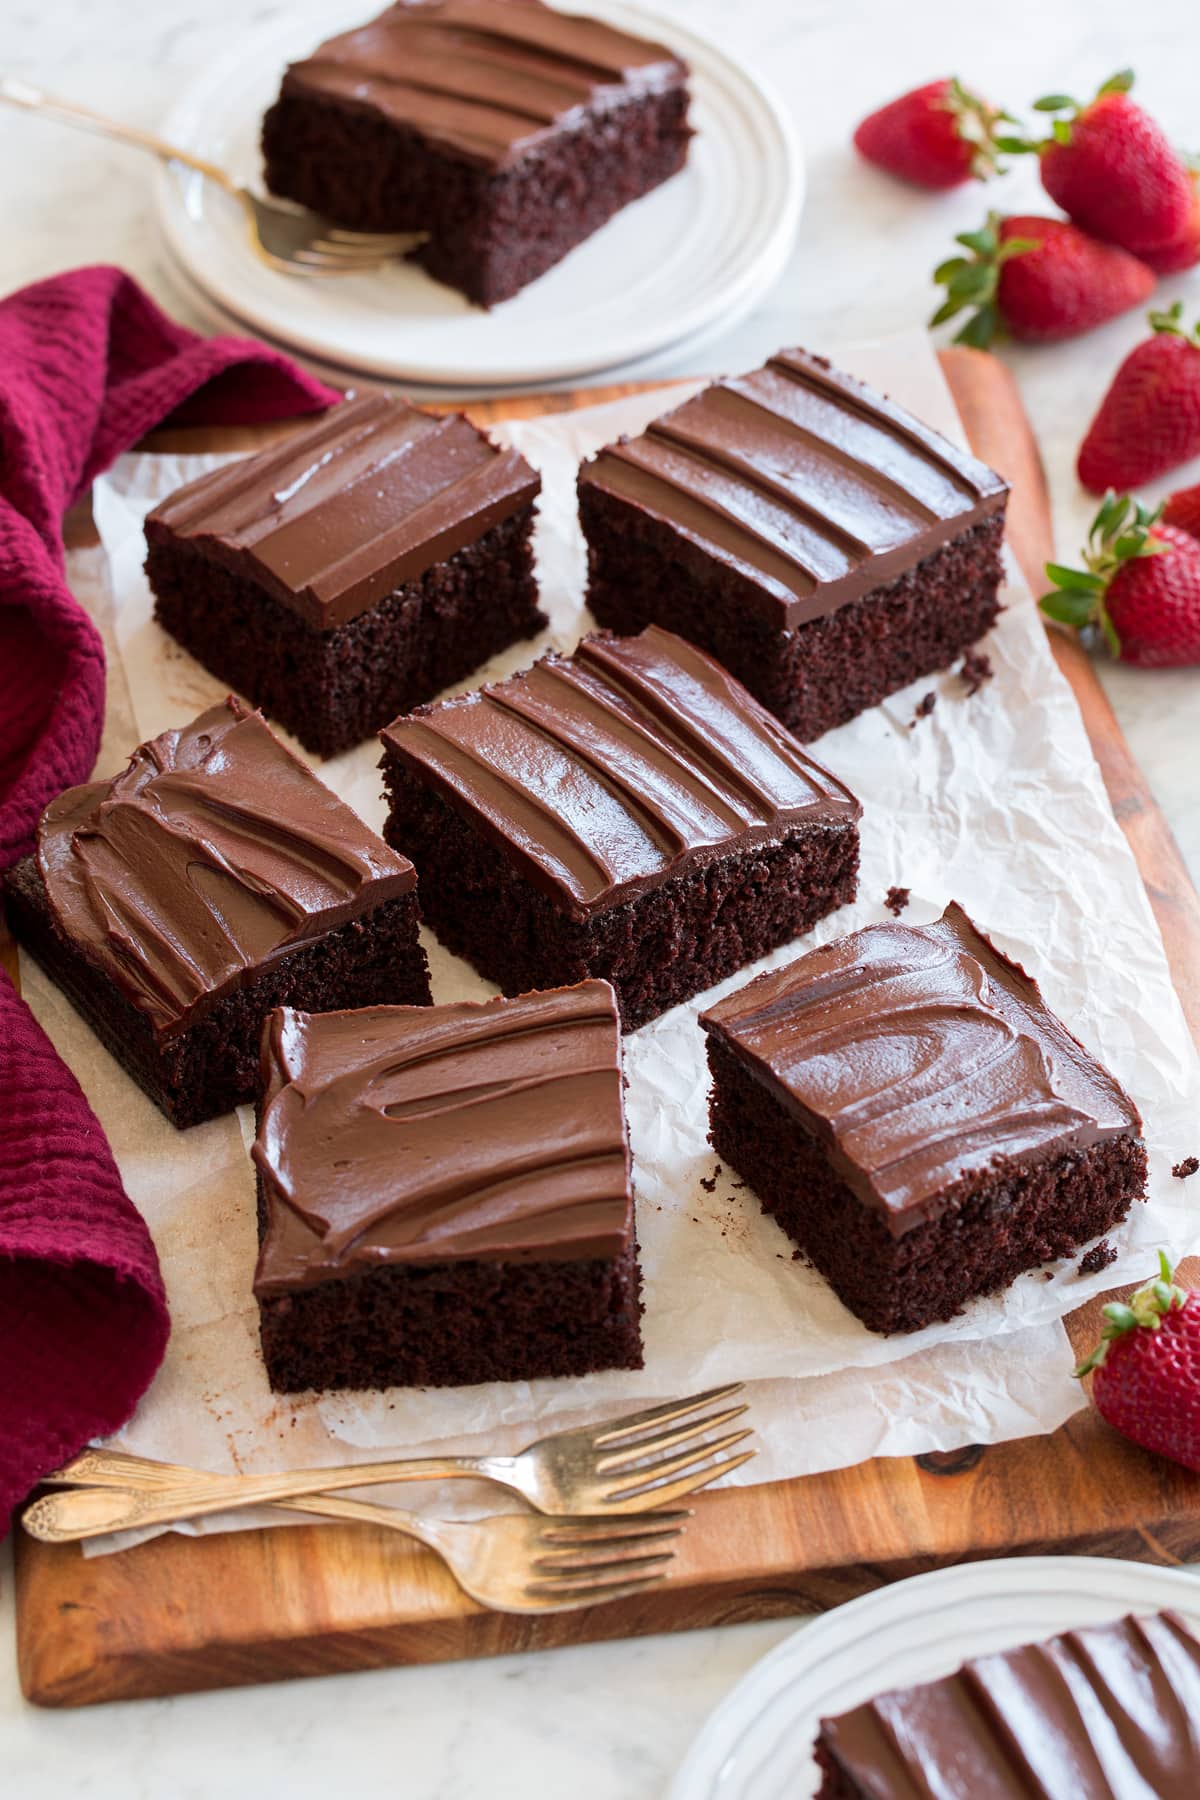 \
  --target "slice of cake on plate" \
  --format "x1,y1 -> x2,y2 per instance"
815,1610 -> 1200,1795
261,0 -> 692,307
577,347 -> 1009,740
380,624 -> 862,1030
252,981 -> 642,1391
144,391 -> 543,758
3,698 -> 430,1128
700,902 -> 1146,1333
